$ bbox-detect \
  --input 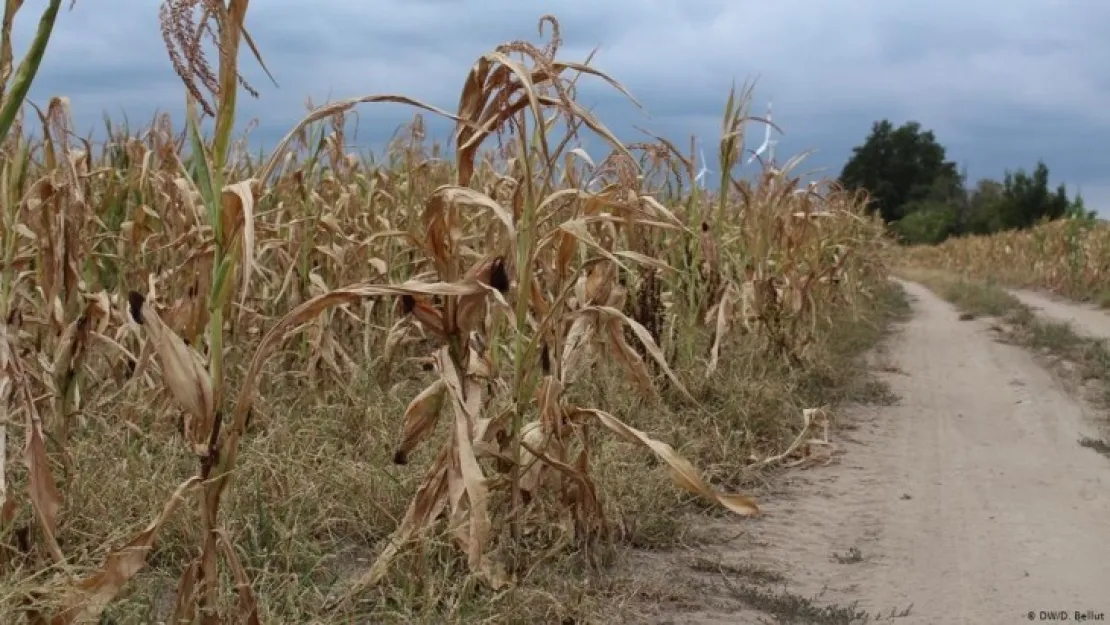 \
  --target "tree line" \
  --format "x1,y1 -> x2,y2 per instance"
837,120 -> 1094,245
